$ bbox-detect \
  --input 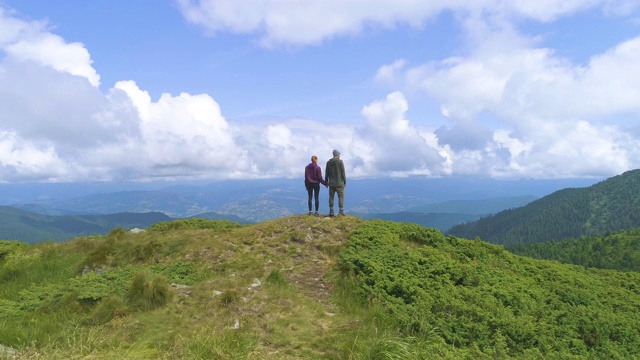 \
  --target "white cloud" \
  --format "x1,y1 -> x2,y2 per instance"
6,32 -> 100,86
376,17 -> 640,178
2,2 -> 640,183
0,9 -> 100,87
175,0 -> 628,46
0,131 -> 73,182
177,0 -> 446,46
353,92 -> 445,176
0,7 -> 367,184
374,59 -> 407,84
